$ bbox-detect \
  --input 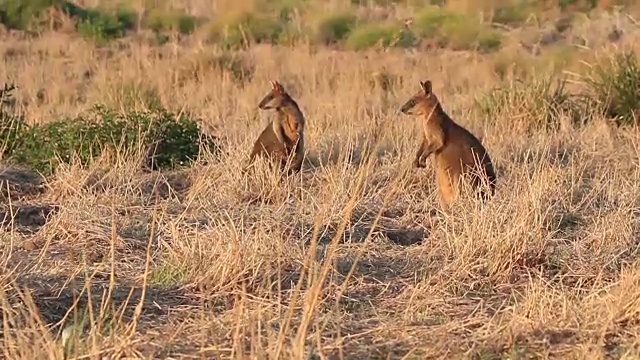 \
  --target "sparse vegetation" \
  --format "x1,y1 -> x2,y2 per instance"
478,76 -> 583,130
1,0 -> 640,358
